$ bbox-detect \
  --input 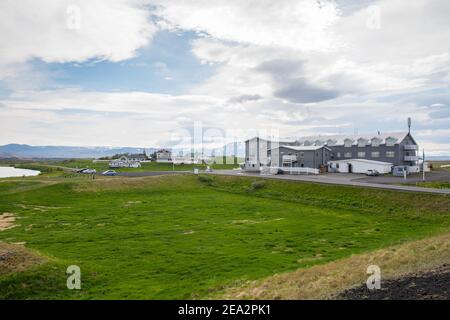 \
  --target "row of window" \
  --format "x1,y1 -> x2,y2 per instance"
343,141 -> 396,148
343,138 -> 396,148
336,151 -> 395,158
